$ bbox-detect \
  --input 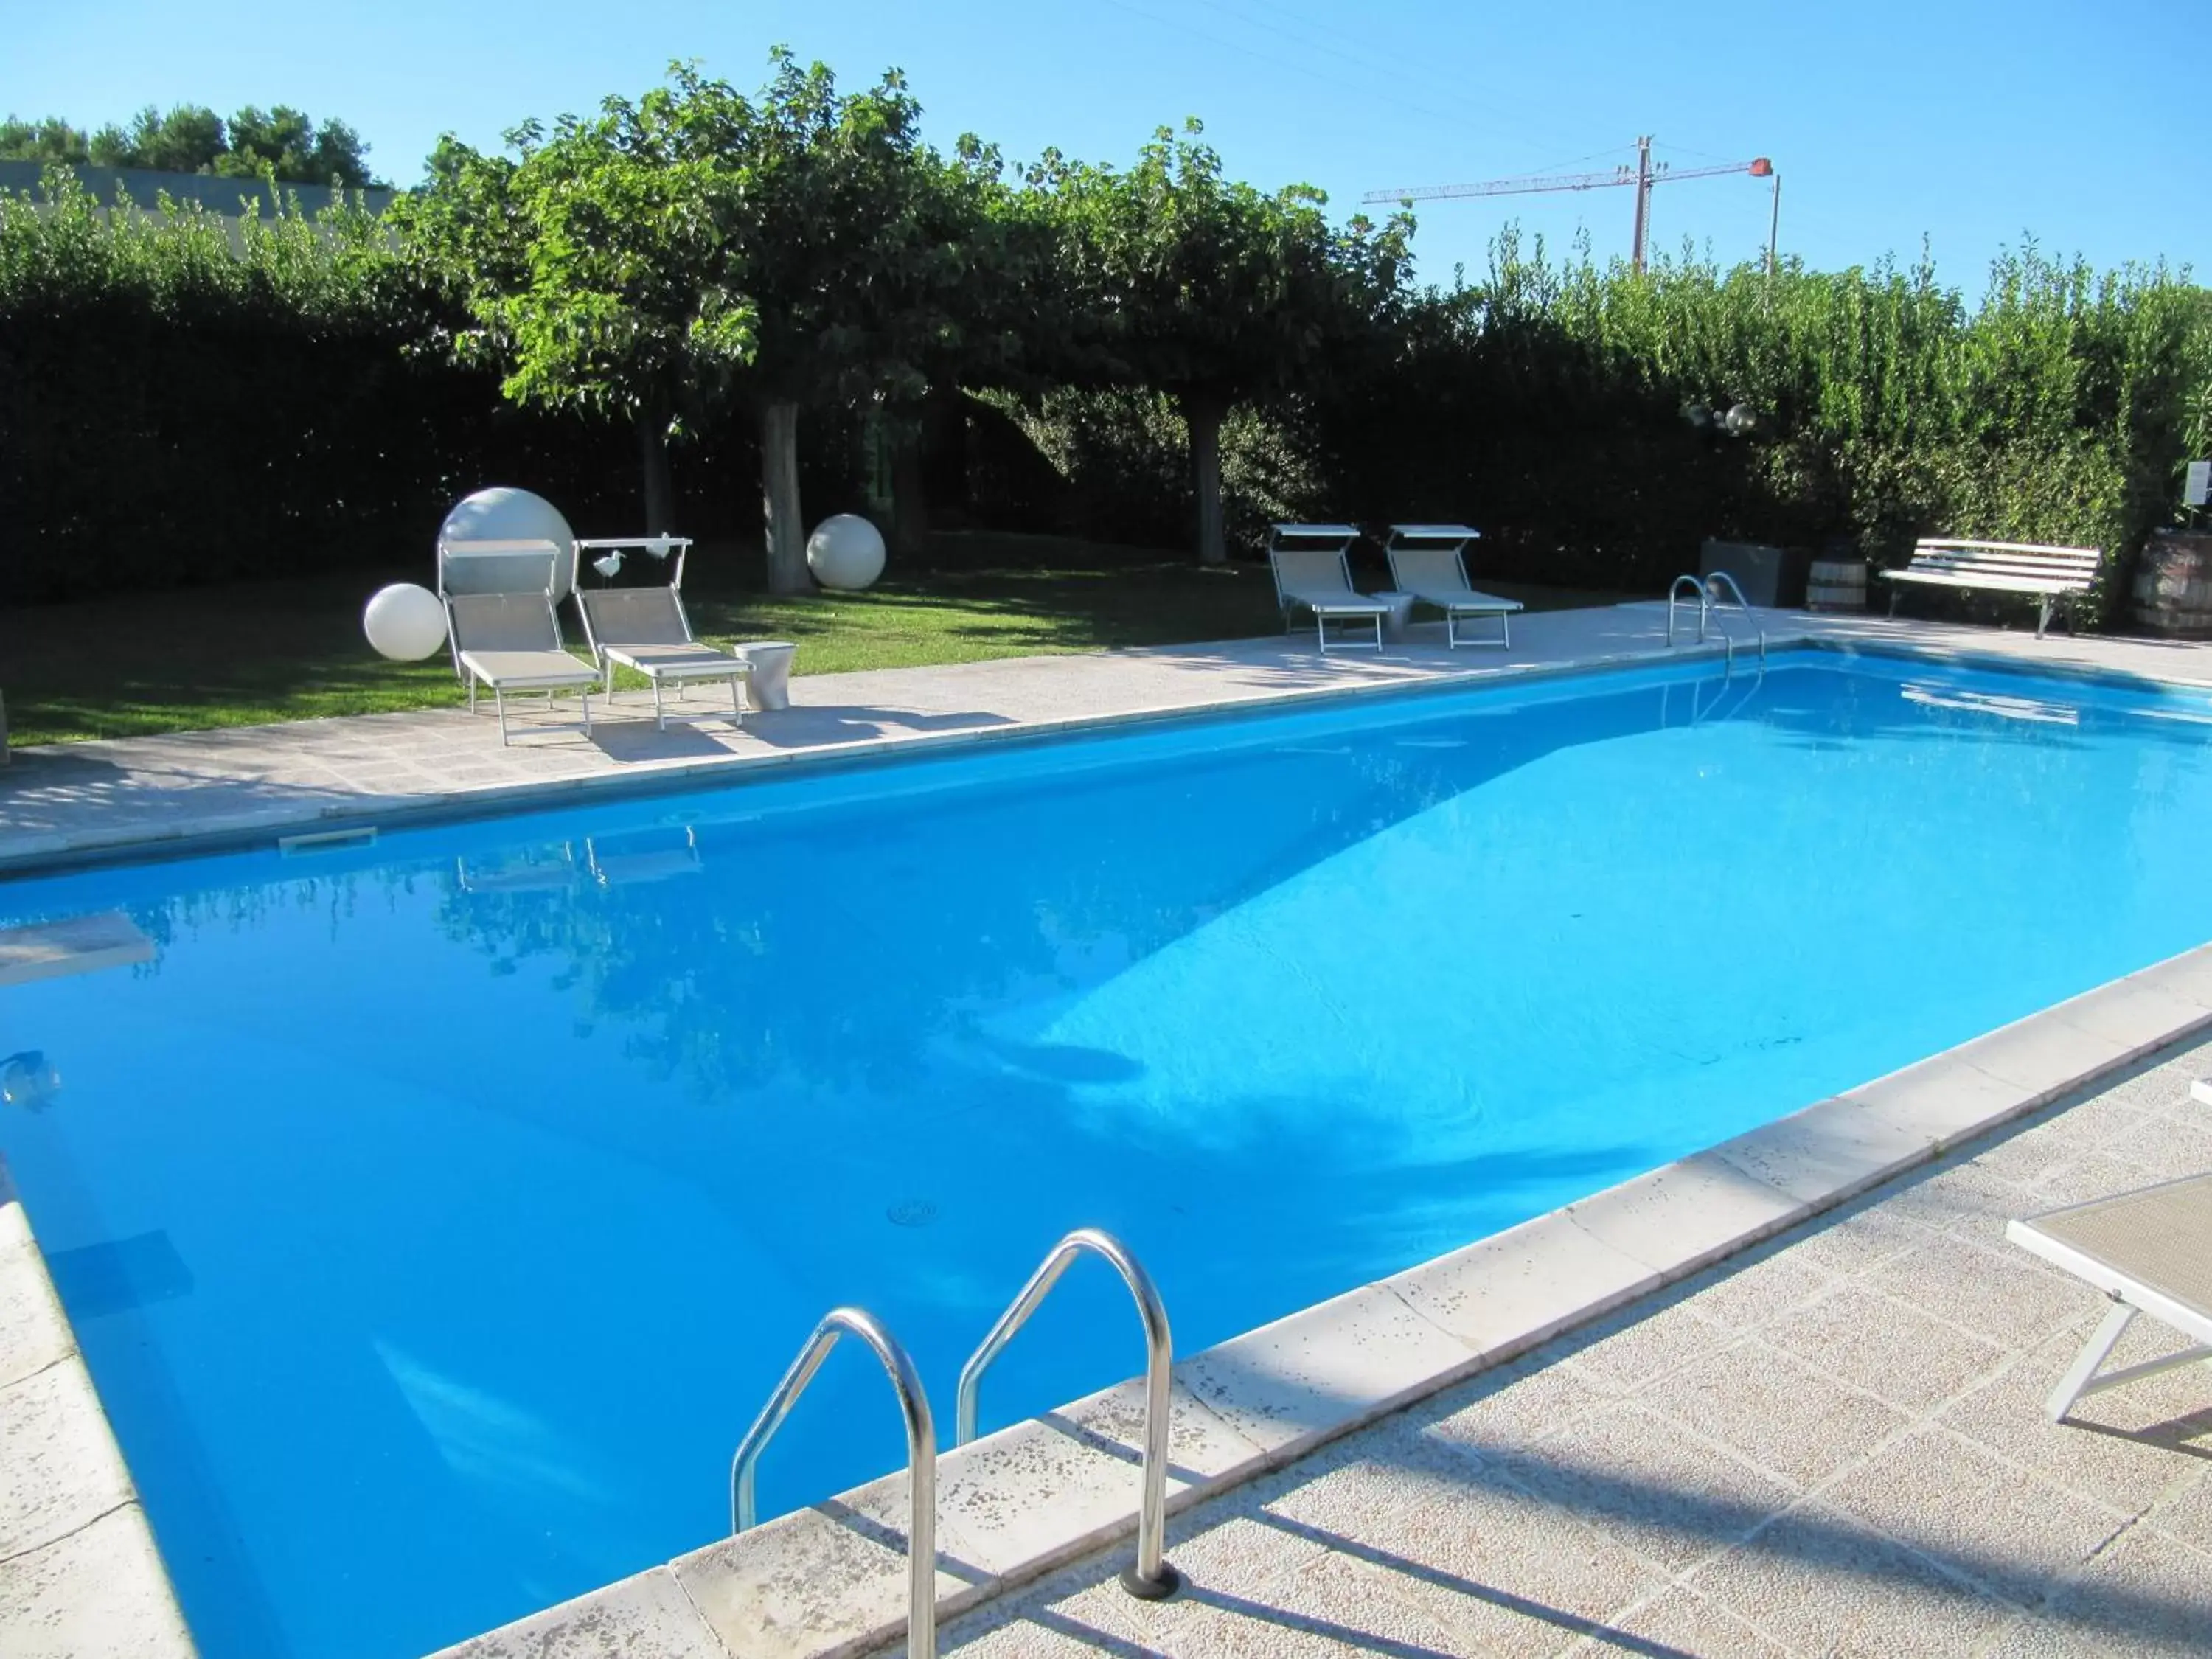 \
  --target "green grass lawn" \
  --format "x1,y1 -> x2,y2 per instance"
0,531 -> 1632,746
